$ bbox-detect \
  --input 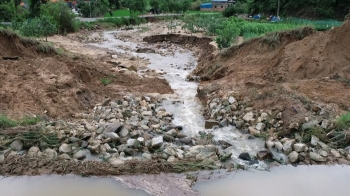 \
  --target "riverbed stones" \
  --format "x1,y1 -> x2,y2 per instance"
59,143 -> 72,154
151,136 -> 163,148
205,120 -> 221,129
28,146 -> 40,157
104,132 -> 120,141
10,140 -> 23,151
243,112 -> 254,122
309,152 -> 325,162
103,121 -> 122,133
288,151 -> 299,163
331,149 -> 341,158
239,152 -> 252,161
283,139 -> 296,155
43,148 -> 57,160
293,143 -> 307,152
311,135 -> 320,146
74,150 -> 86,160
109,157 -> 124,167
255,123 -> 266,131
